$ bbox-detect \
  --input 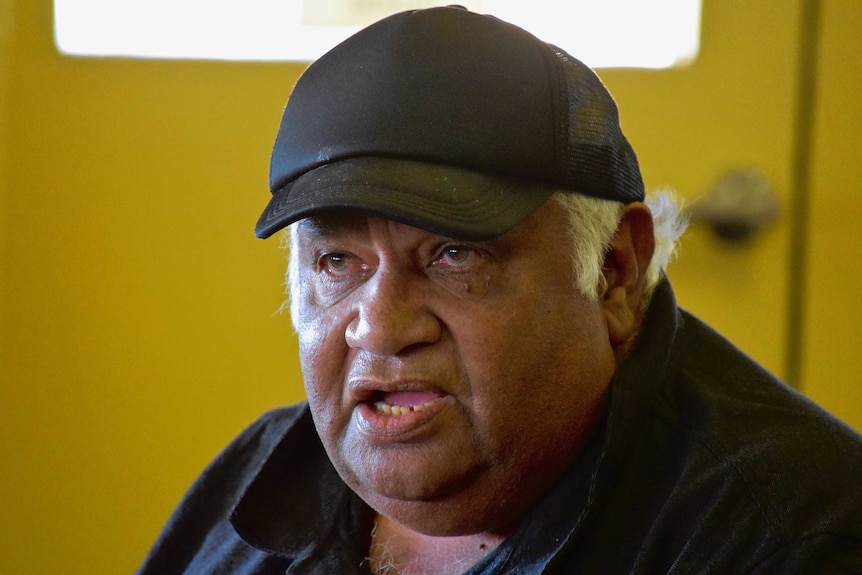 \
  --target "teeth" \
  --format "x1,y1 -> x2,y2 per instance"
373,400 -> 432,416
